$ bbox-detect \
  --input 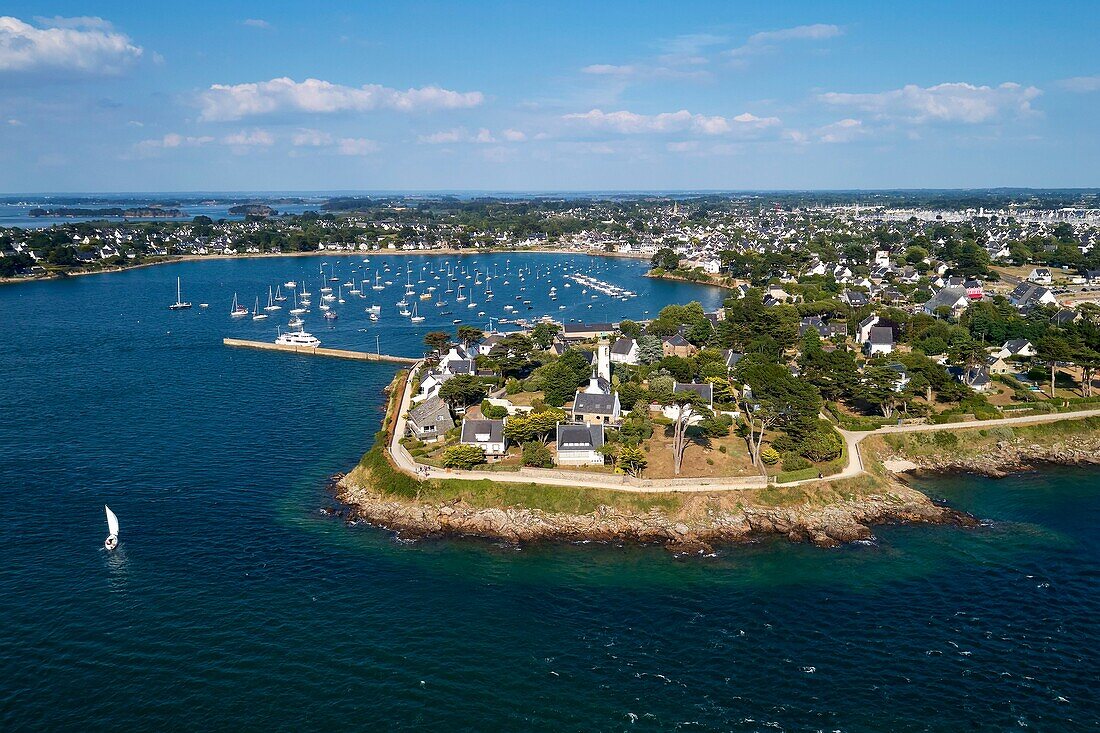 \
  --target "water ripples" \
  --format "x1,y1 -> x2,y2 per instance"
0,258 -> 1097,731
